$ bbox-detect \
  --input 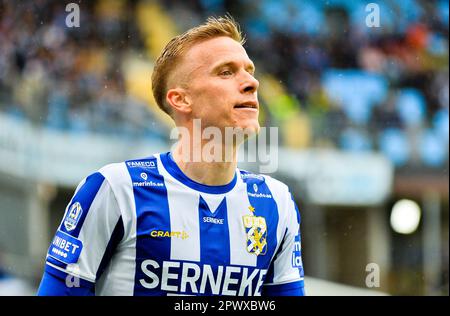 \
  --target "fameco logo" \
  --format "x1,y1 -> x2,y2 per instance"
127,161 -> 156,169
